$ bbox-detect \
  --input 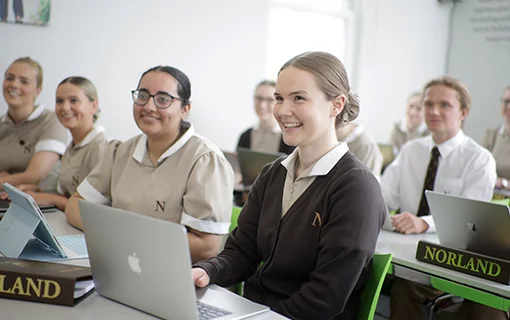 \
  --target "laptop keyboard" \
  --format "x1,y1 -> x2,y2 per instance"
57,235 -> 88,256
197,301 -> 232,320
